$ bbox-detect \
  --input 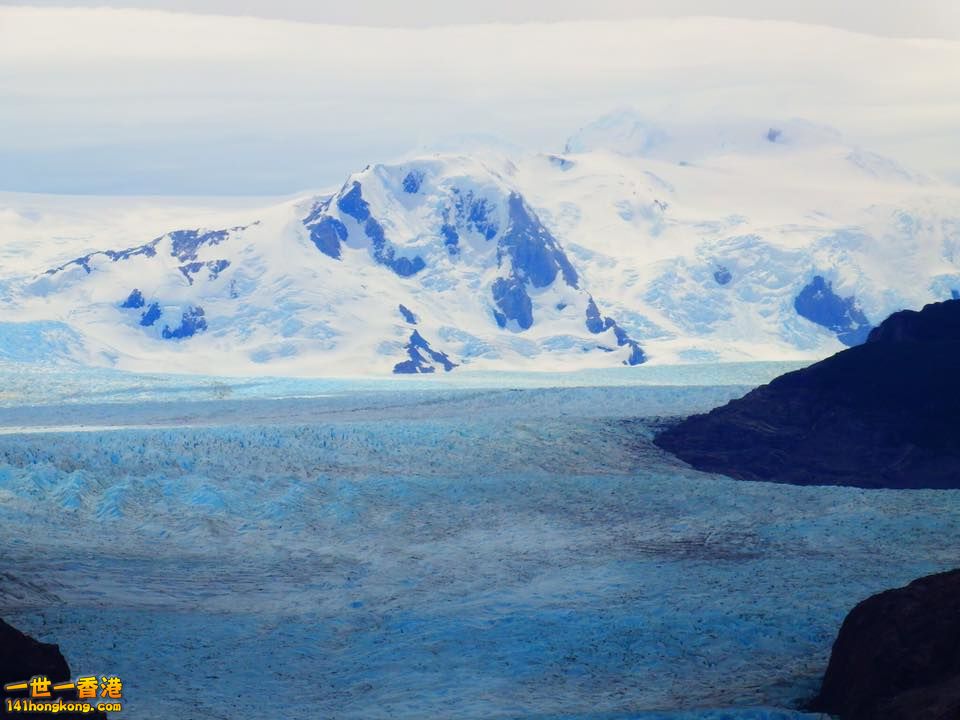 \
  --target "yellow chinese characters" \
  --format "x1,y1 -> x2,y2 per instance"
4,673 -> 122,701
100,676 -> 122,699
76,676 -> 99,700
